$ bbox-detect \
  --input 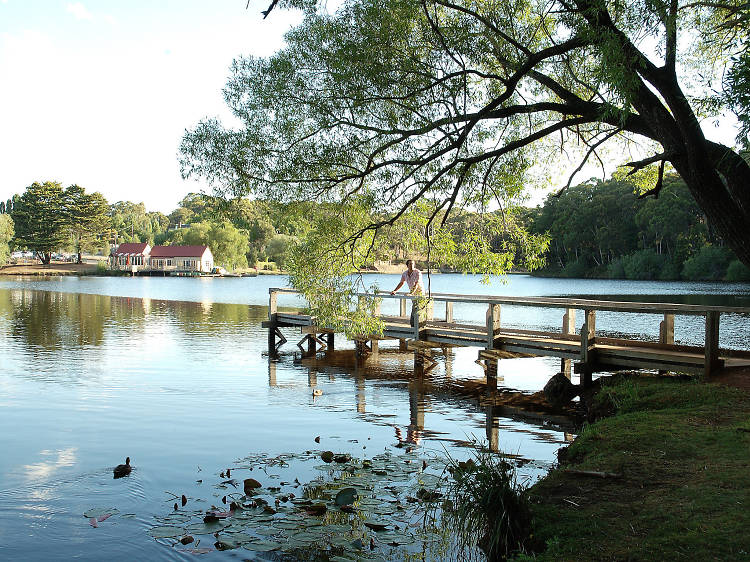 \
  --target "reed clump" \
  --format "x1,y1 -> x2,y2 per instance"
443,448 -> 532,561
